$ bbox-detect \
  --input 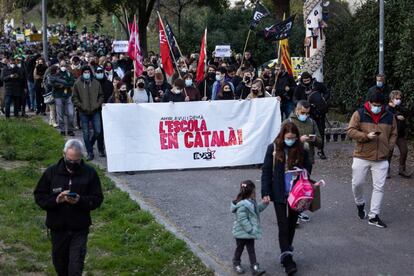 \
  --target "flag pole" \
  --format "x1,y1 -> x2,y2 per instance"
204,28 -> 207,99
272,13 -> 286,97
240,29 -> 251,69
157,11 -> 187,97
